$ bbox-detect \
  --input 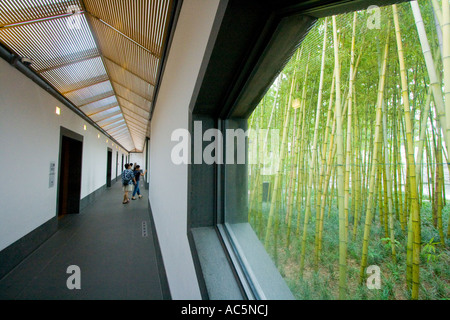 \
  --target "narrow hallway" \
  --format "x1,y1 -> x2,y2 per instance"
0,182 -> 168,300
